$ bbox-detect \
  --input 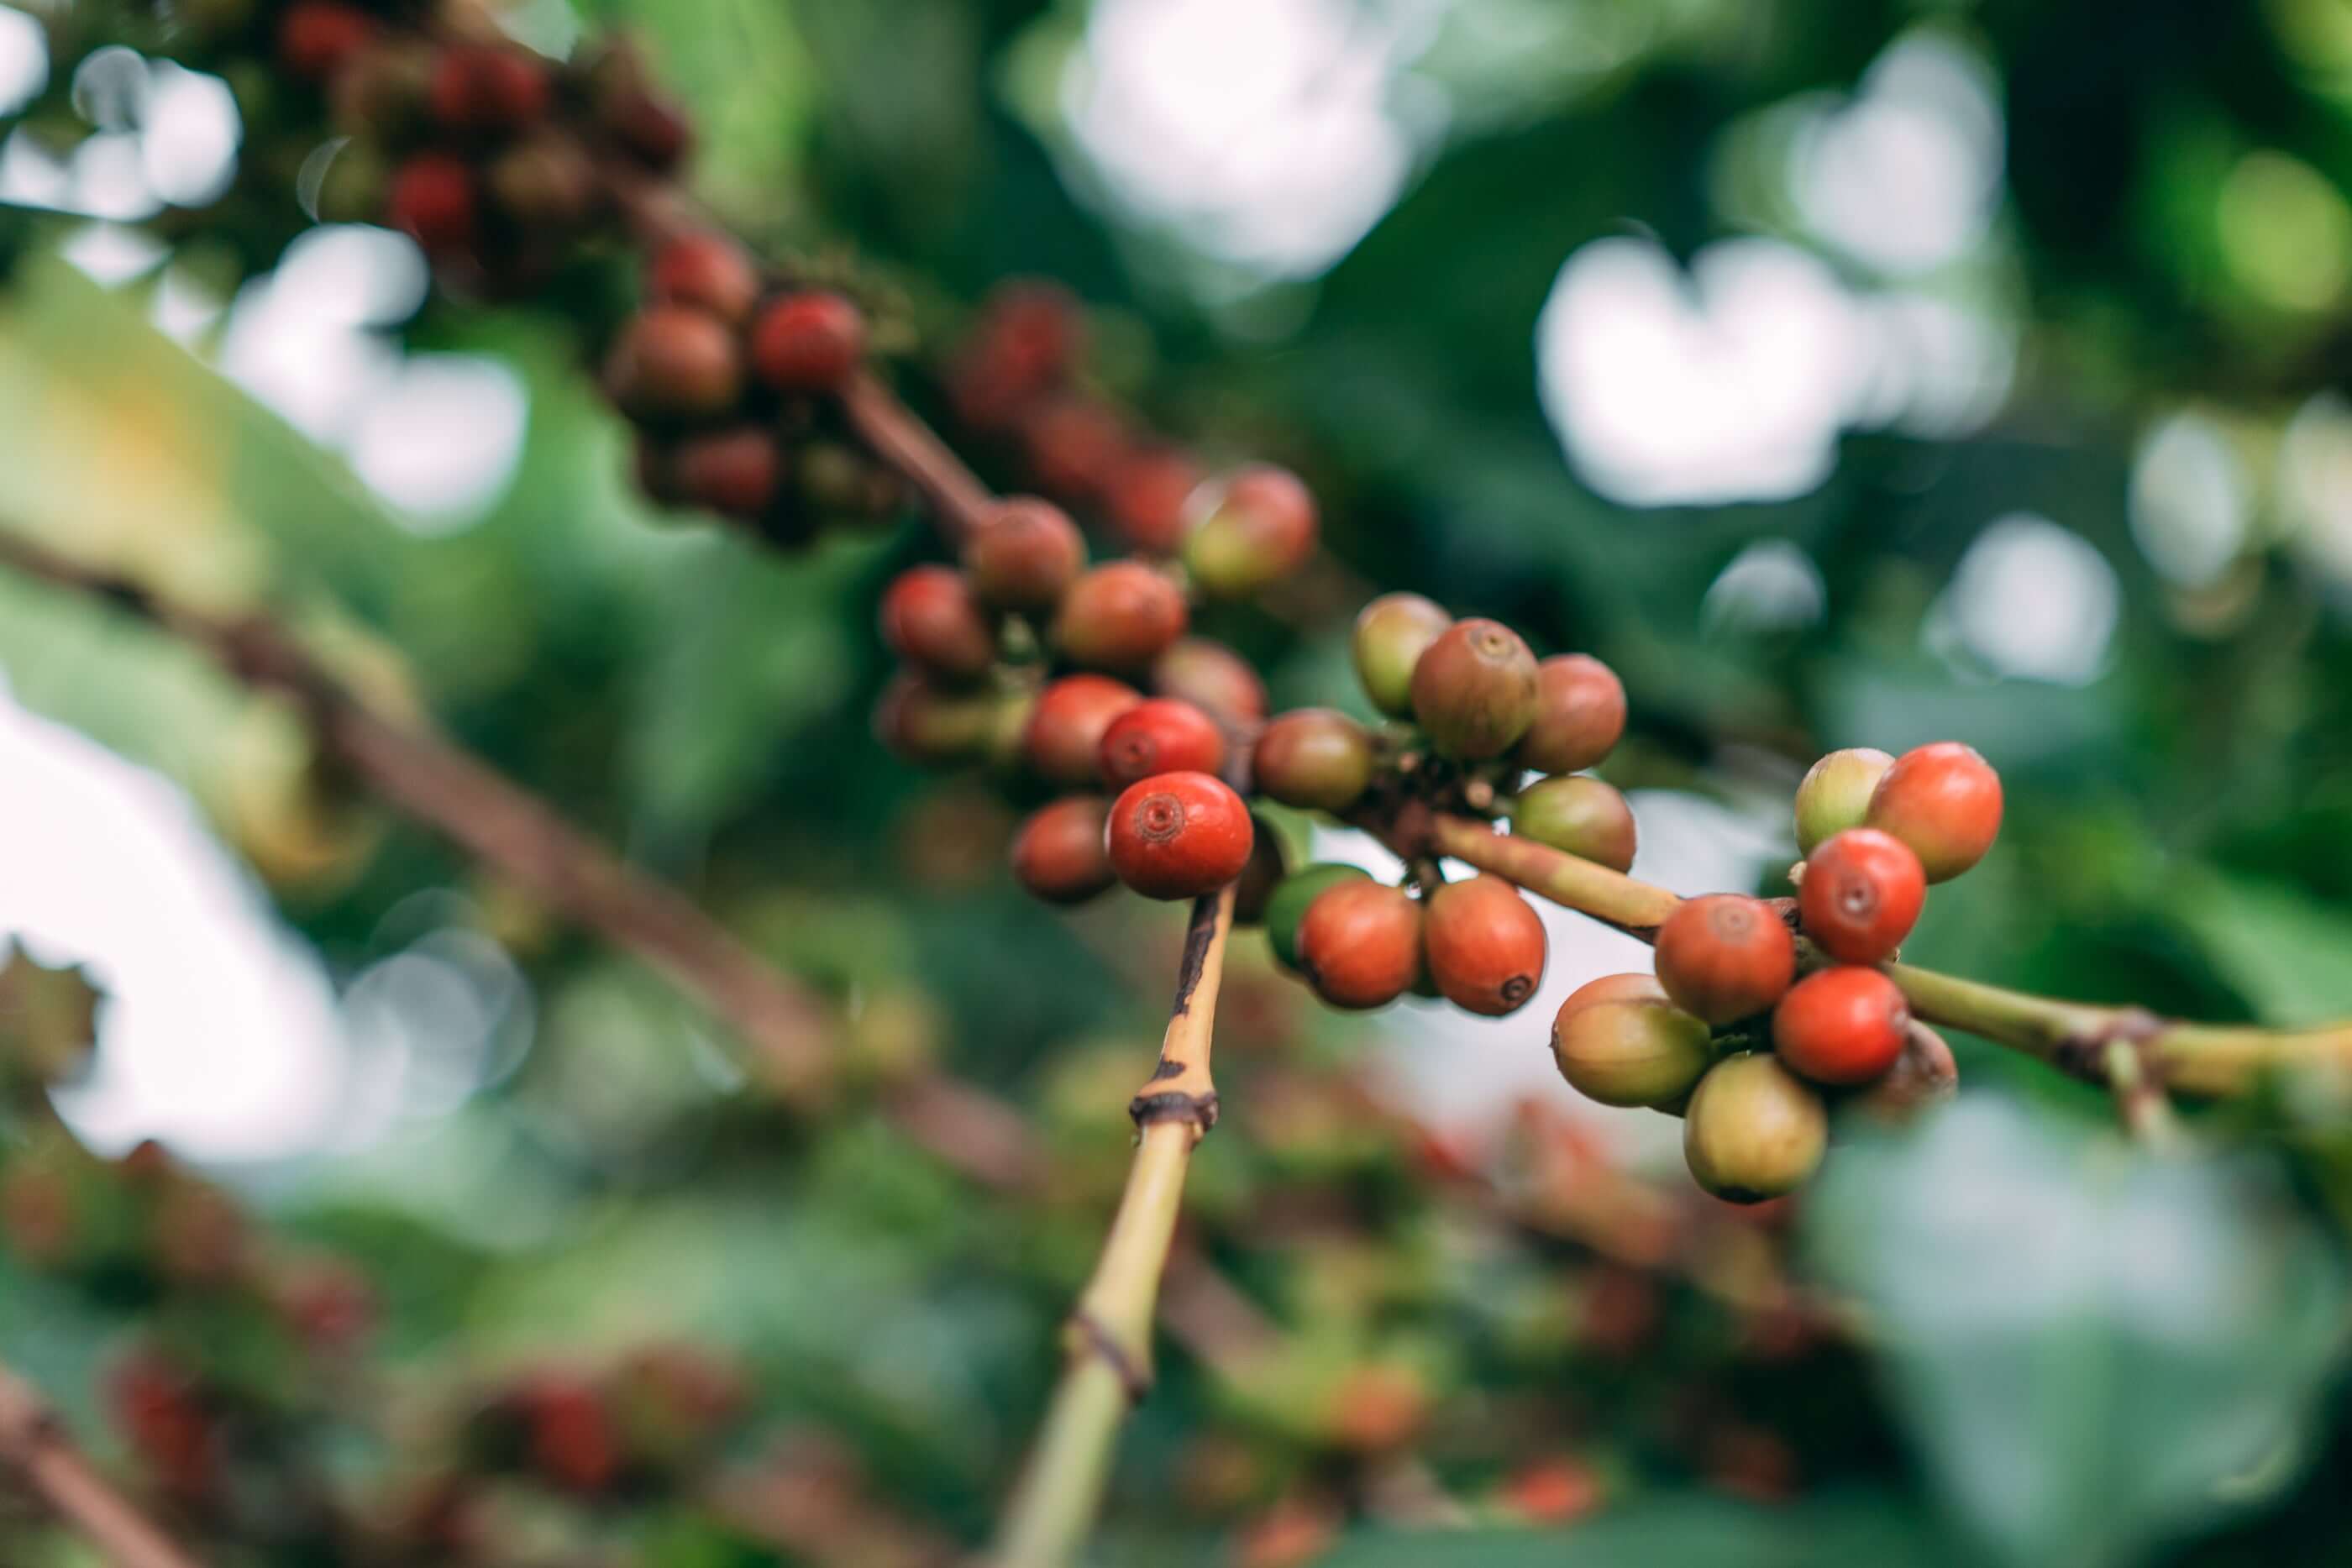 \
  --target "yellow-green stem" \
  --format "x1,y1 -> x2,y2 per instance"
989,886 -> 1237,1567
1434,813 -> 2352,1099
